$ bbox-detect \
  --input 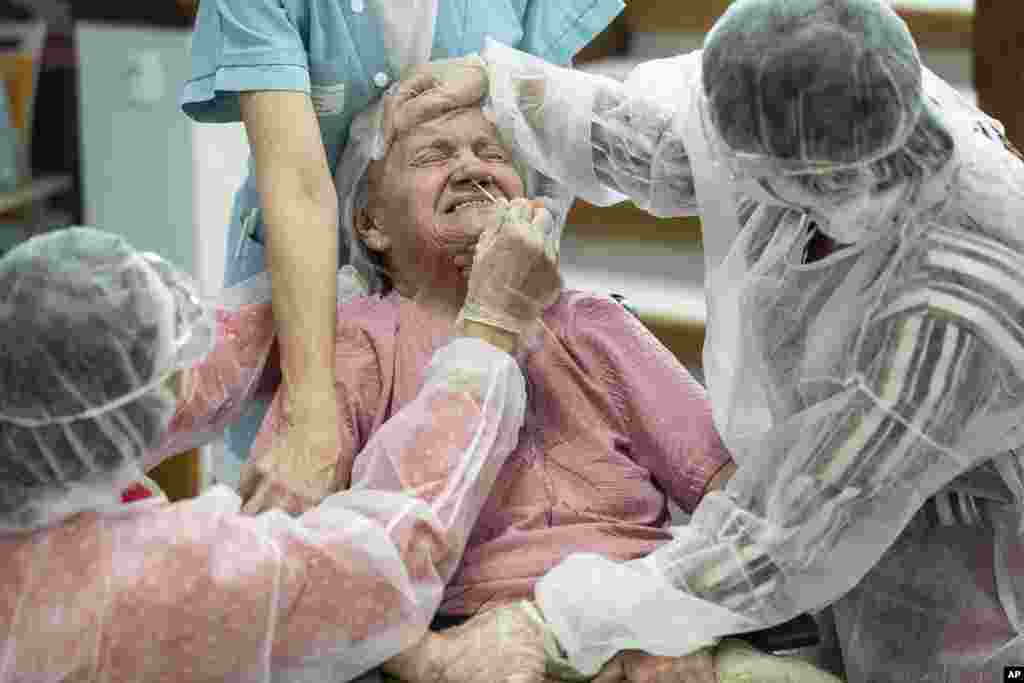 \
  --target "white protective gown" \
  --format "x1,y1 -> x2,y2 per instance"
0,270 -> 526,683
482,39 -> 1024,680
